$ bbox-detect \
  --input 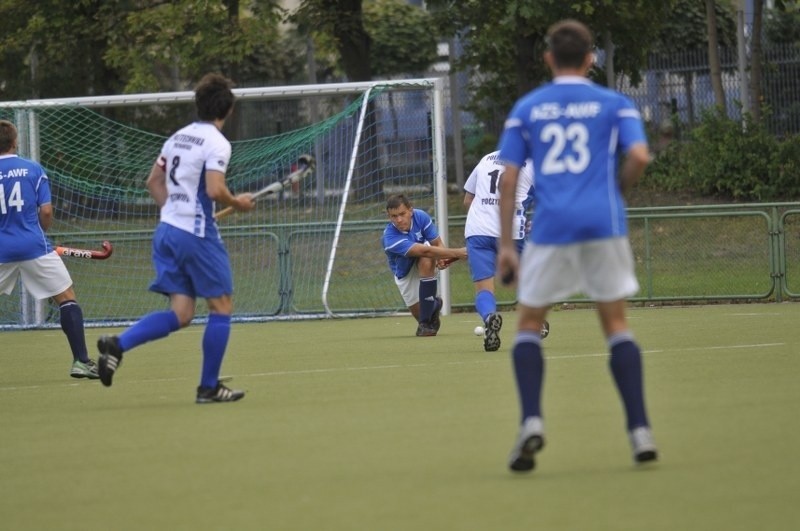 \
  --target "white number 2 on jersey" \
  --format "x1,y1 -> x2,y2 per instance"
540,123 -> 591,175
0,181 -> 25,214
